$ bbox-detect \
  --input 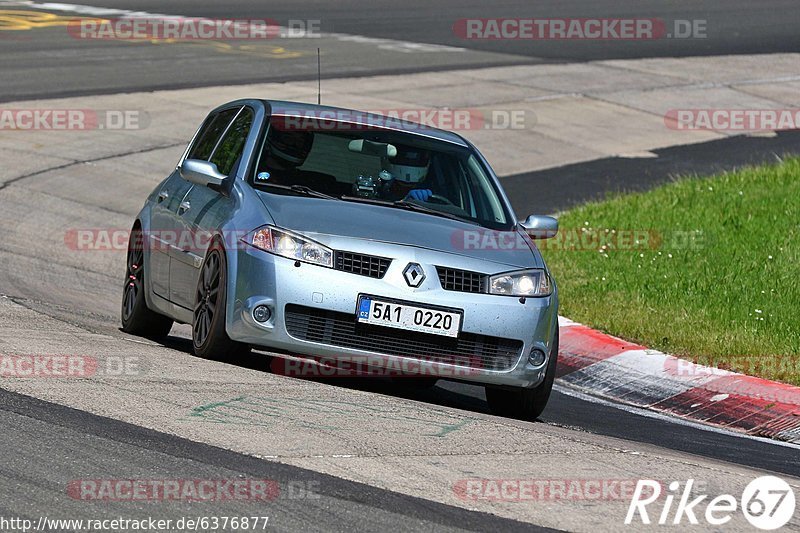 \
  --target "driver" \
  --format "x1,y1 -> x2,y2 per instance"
259,126 -> 314,179
381,145 -> 436,202
257,124 -> 338,191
